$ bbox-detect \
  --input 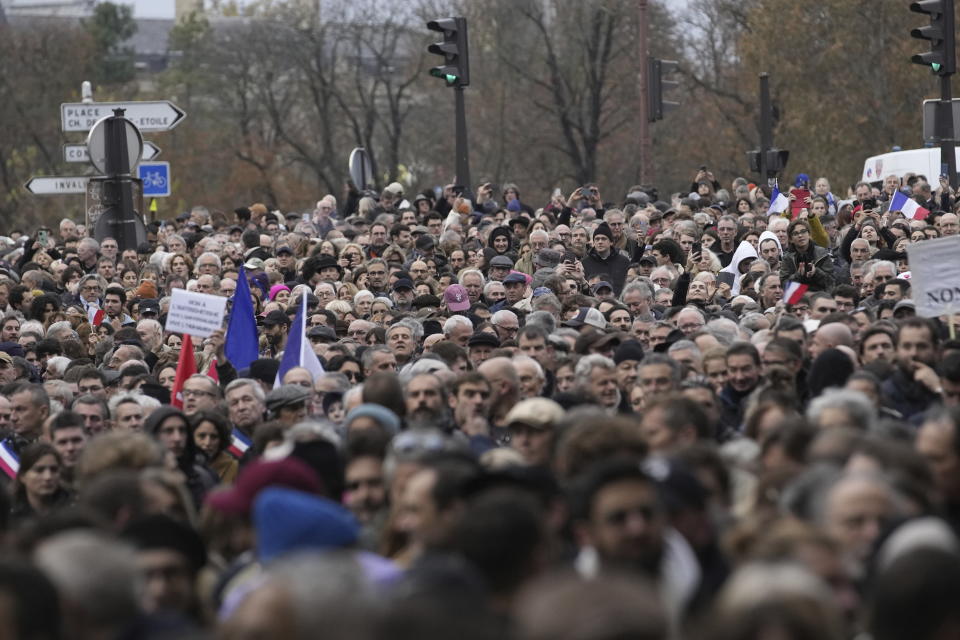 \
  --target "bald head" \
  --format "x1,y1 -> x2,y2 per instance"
810,322 -> 855,360
478,356 -> 519,392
